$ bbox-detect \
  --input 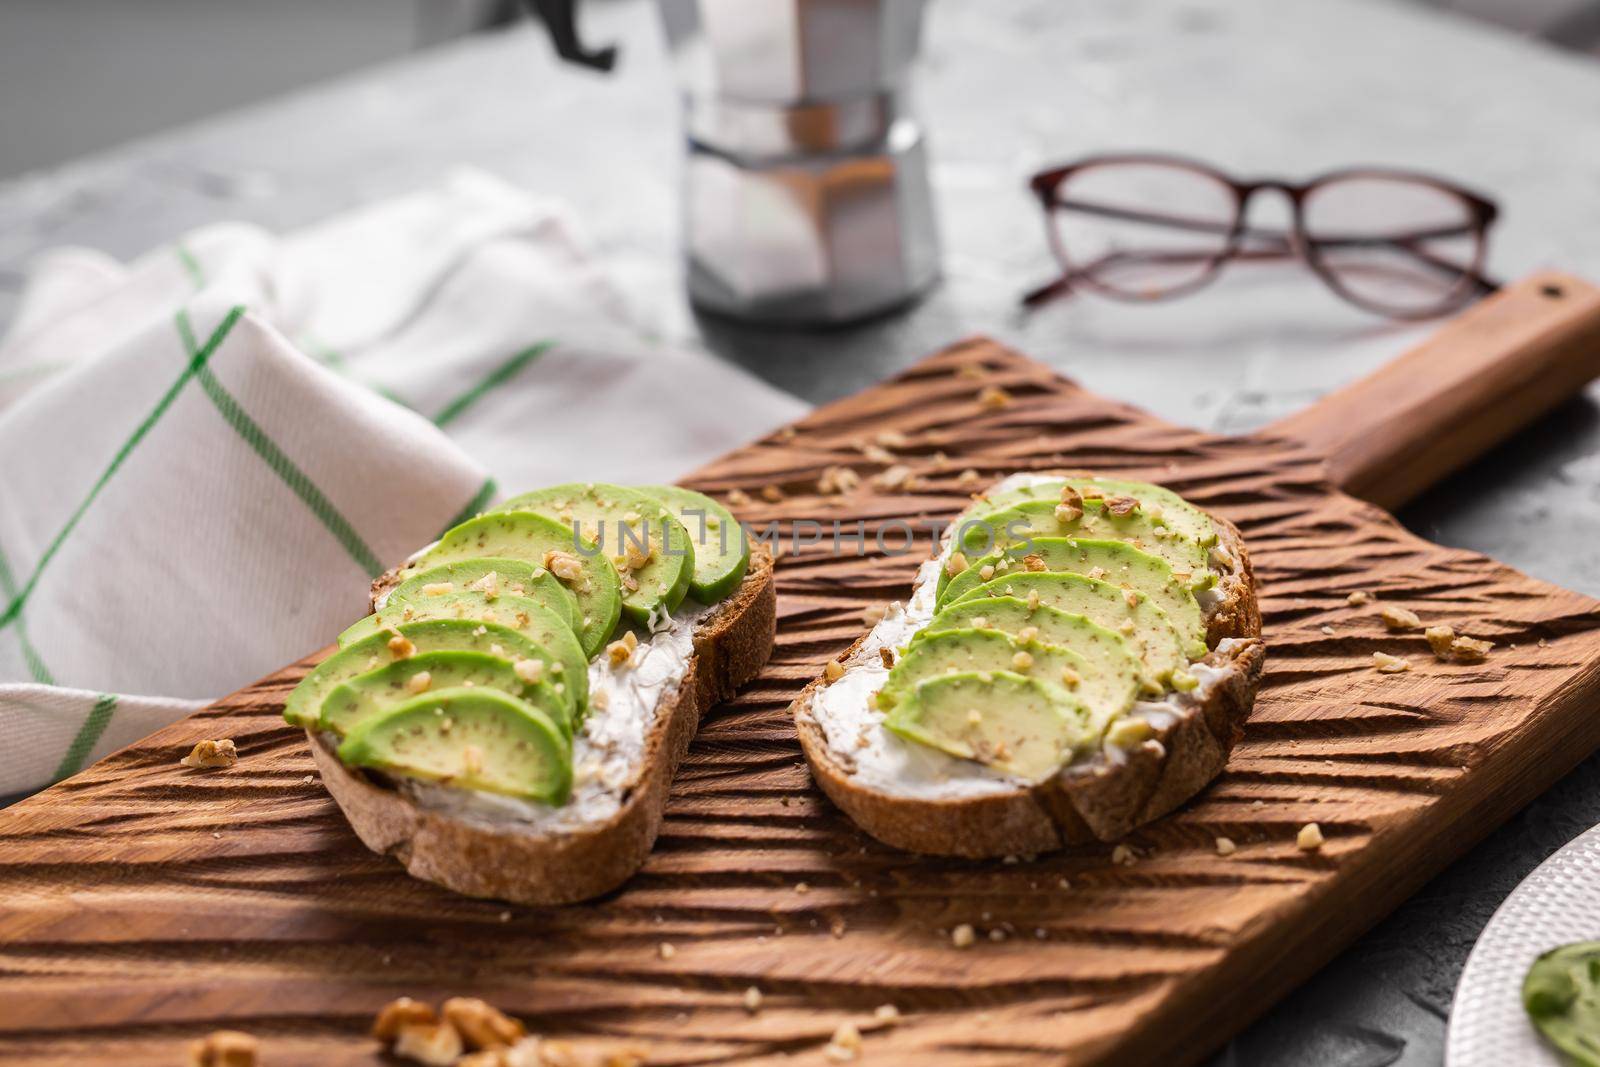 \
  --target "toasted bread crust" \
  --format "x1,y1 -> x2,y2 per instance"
793,501 -> 1264,858
311,544 -> 775,904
